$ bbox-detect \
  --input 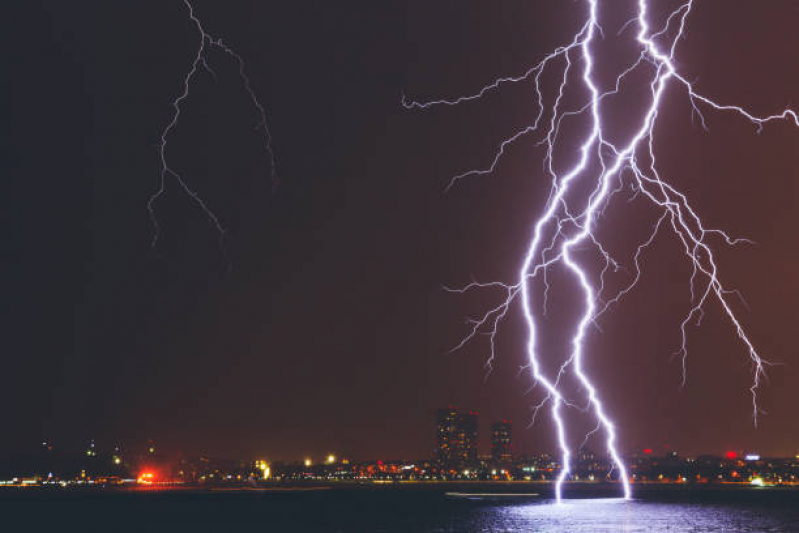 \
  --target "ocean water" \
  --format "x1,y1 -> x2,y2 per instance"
3,486 -> 798,532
